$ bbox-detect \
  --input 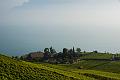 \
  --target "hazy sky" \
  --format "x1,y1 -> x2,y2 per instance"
1,0 -> 120,56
